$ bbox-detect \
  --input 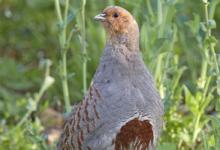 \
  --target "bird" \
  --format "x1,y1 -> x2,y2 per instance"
58,6 -> 163,150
